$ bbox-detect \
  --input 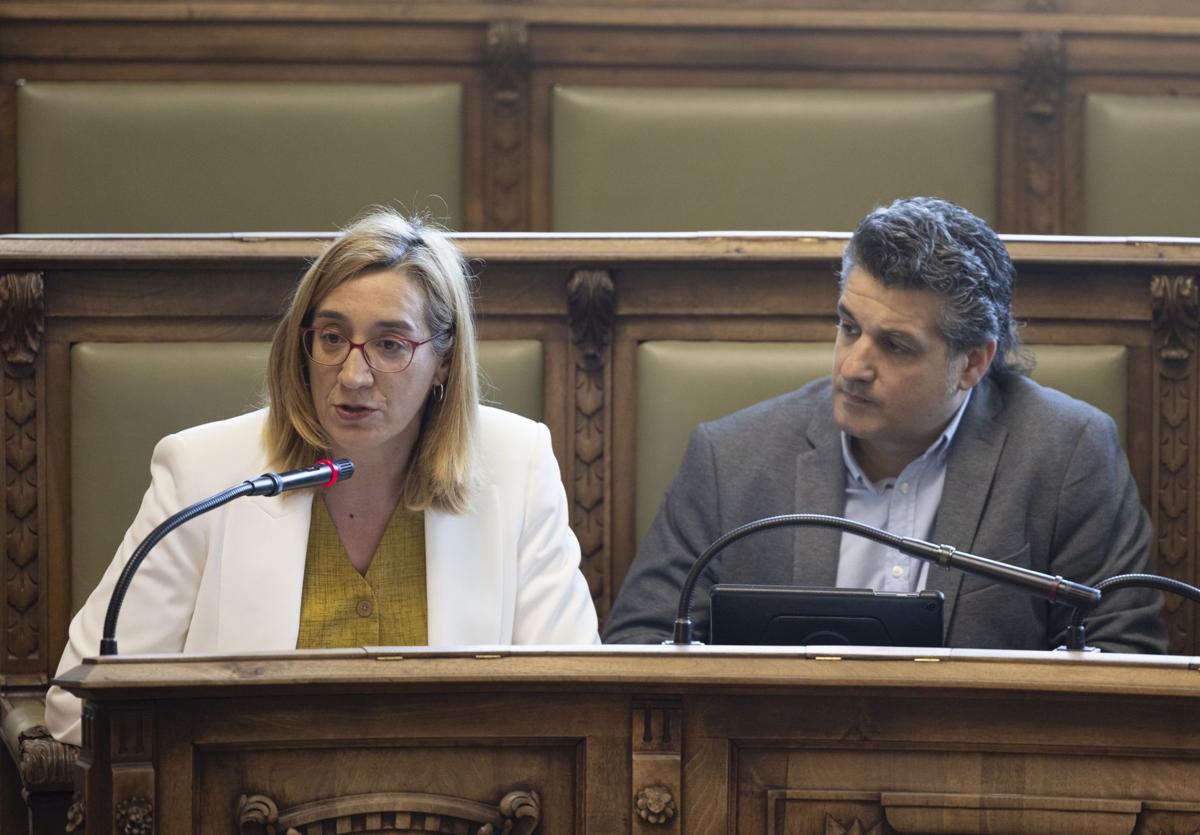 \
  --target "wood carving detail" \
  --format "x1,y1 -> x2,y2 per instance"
236,789 -> 541,835
568,270 -> 614,609
116,796 -> 153,835
825,816 -> 884,835
635,785 -> 675,825
18,724 -> 79,786
66,792 -> 84,832
1017,31 -> 1064,233
1151,274 -> 1198,653
485,20 -> 530,231
1,271 -> 44,662
632,700 -> 681,834
1135,808 -> 1200,834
